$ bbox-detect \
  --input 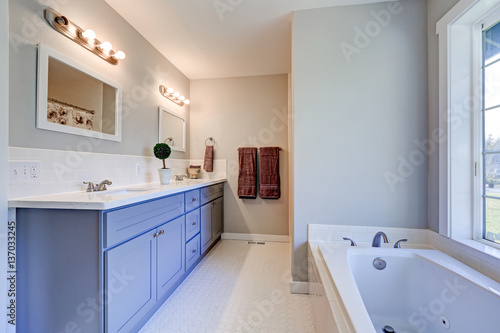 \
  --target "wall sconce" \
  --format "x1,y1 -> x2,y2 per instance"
159,85 -> 191,107
44,8 -> 126,65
